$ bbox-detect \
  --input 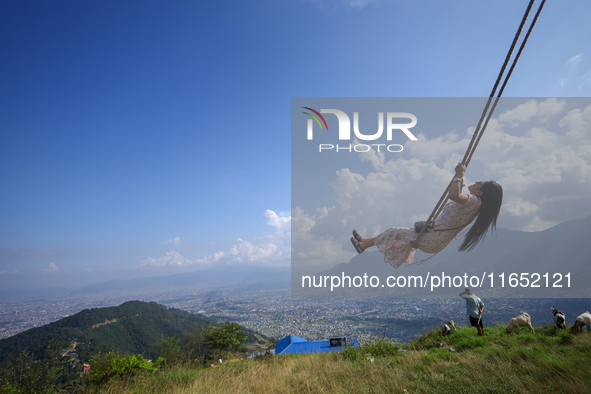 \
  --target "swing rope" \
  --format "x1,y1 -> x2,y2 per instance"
411,0 -> 547,250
